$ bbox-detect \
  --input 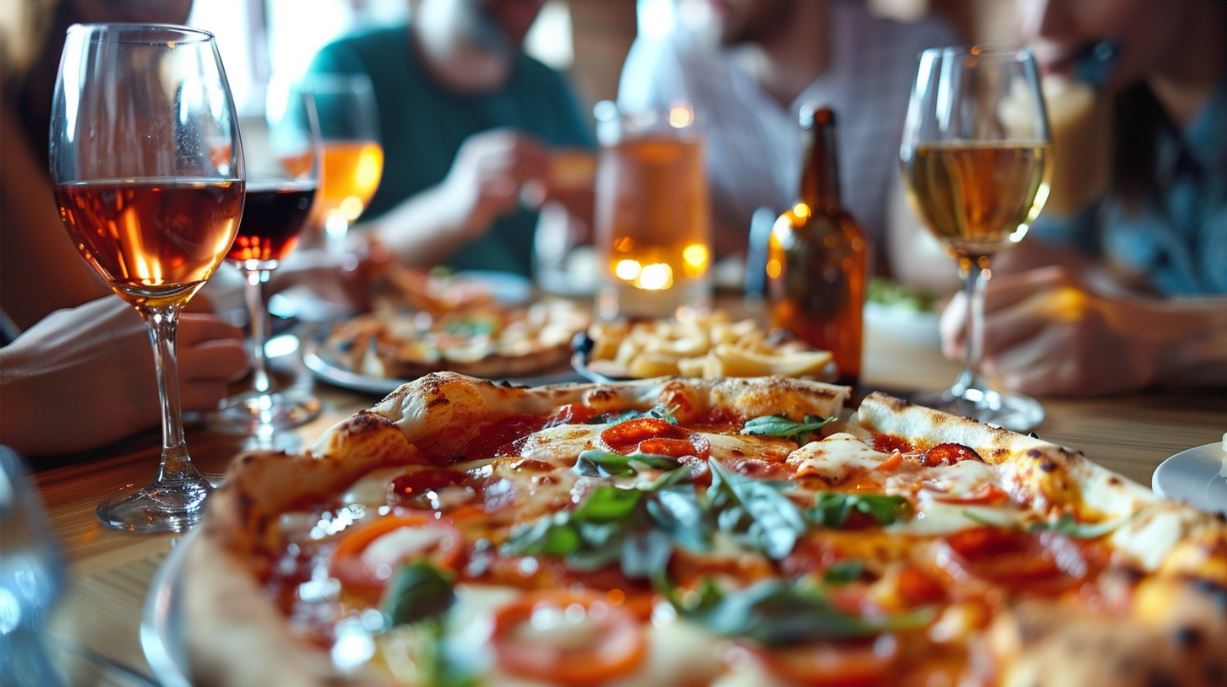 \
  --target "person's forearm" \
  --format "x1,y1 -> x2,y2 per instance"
358,183 -> 472,267
1151,299 -> 1227,387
